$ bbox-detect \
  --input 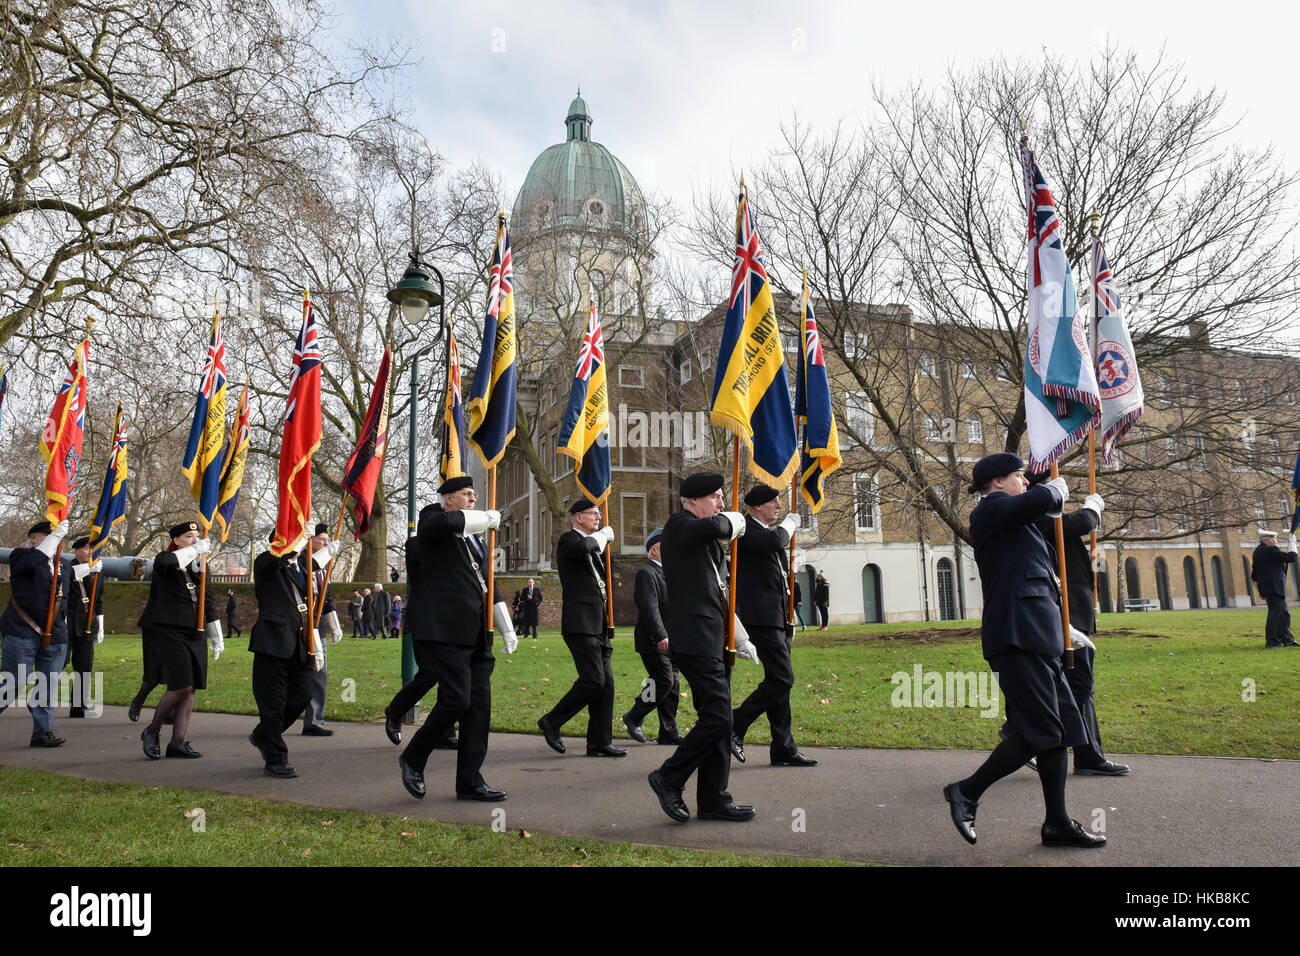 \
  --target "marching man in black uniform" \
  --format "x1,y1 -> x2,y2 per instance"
621,528 -> 683,746
1252,529 -> 1299,647
0,519 -> 73,746
398,475 -> 517,802
301,523 -> 344,736
247,527 -> 341,777
647,472 -> 760,823
537,499 -> 625,758
65,536 -> 104,718
730,484 -> 816,767
942,453 -> 1106,848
